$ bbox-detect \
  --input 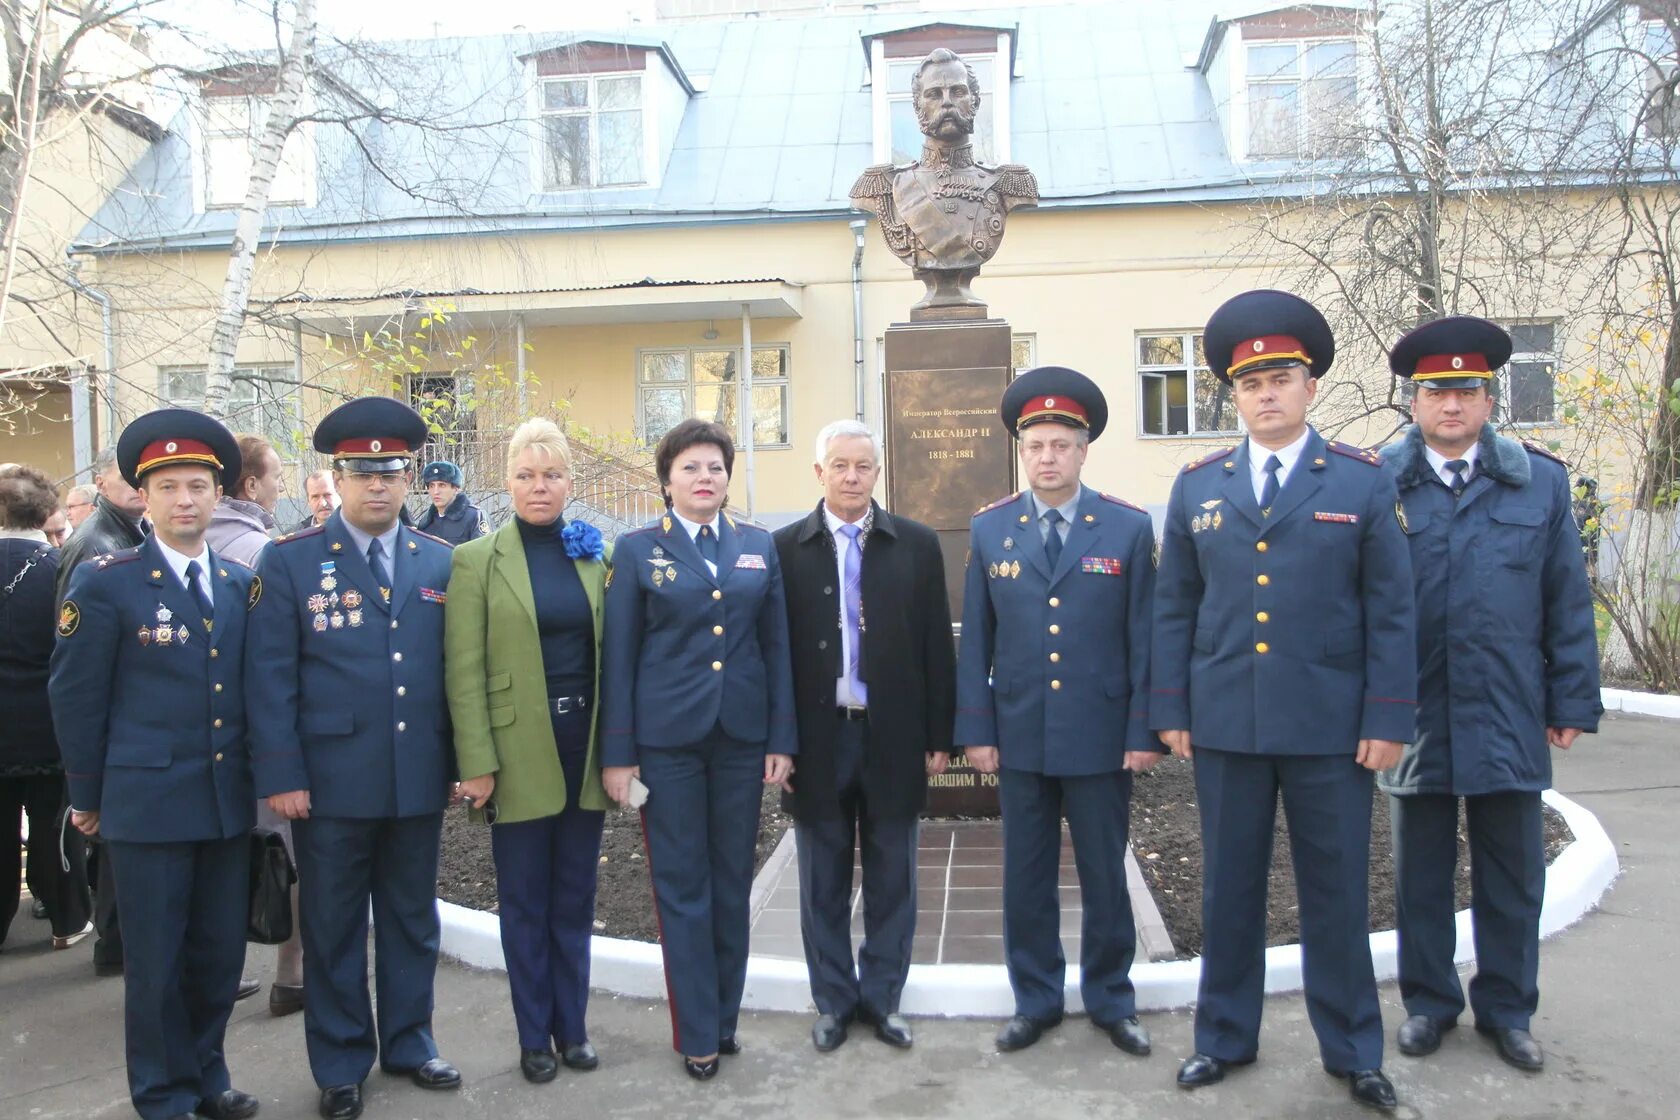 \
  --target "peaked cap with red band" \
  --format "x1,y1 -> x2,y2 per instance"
313,397 -> 428,473
1001,365 -> 1108,441
1203,289 -> 1336,385
115,407 -> 241,489
1389,315 -> 1511,389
